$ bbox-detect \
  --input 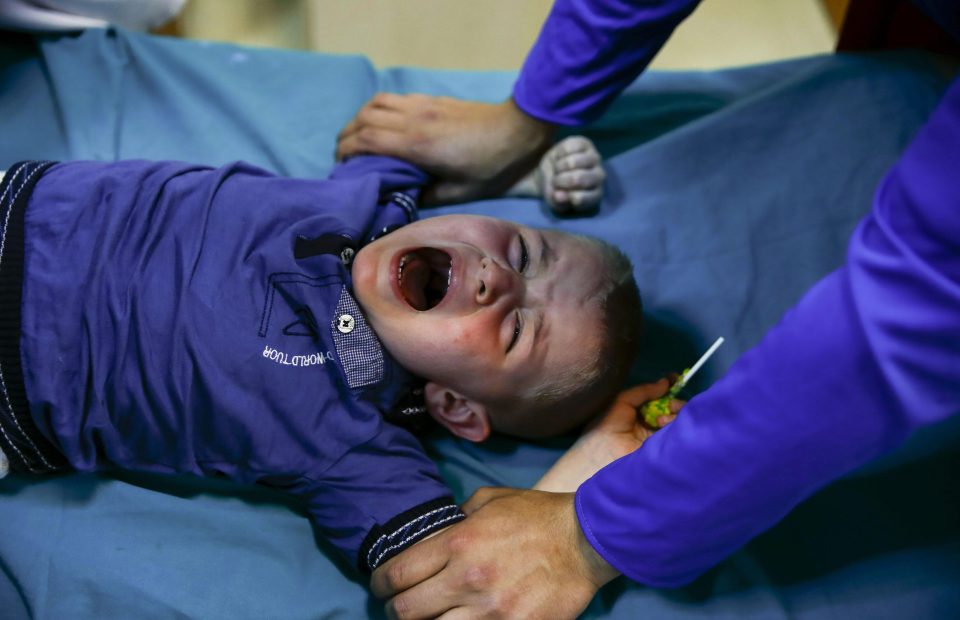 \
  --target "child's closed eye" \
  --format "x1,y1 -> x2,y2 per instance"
516,234 -> 529,273
507,310 -> 523,353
